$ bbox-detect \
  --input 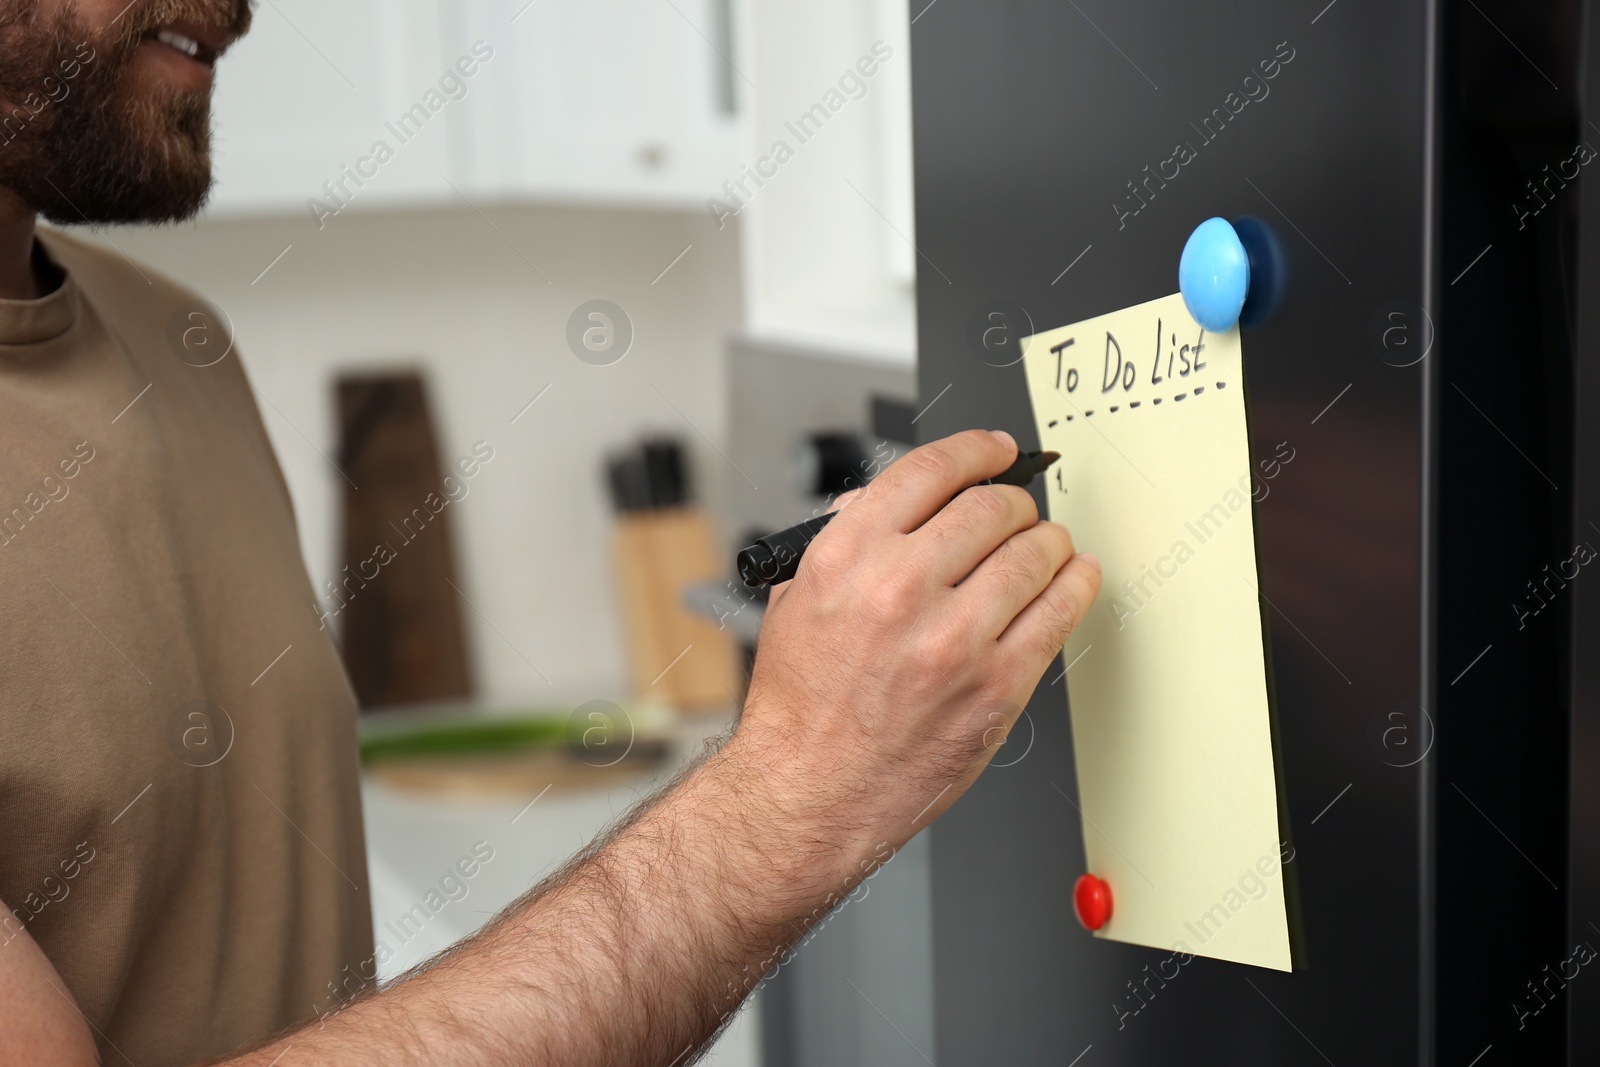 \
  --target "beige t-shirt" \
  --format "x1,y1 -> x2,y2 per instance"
0,227 -> 374,1065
